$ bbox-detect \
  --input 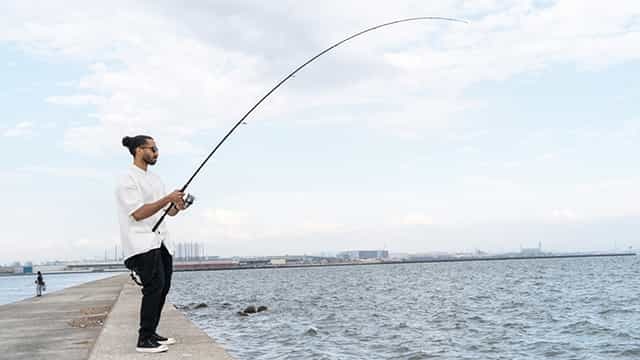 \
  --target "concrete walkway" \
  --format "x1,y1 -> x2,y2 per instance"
89,280 -> 233,360
0,274 -> 127,360
1,273 -> 233,359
